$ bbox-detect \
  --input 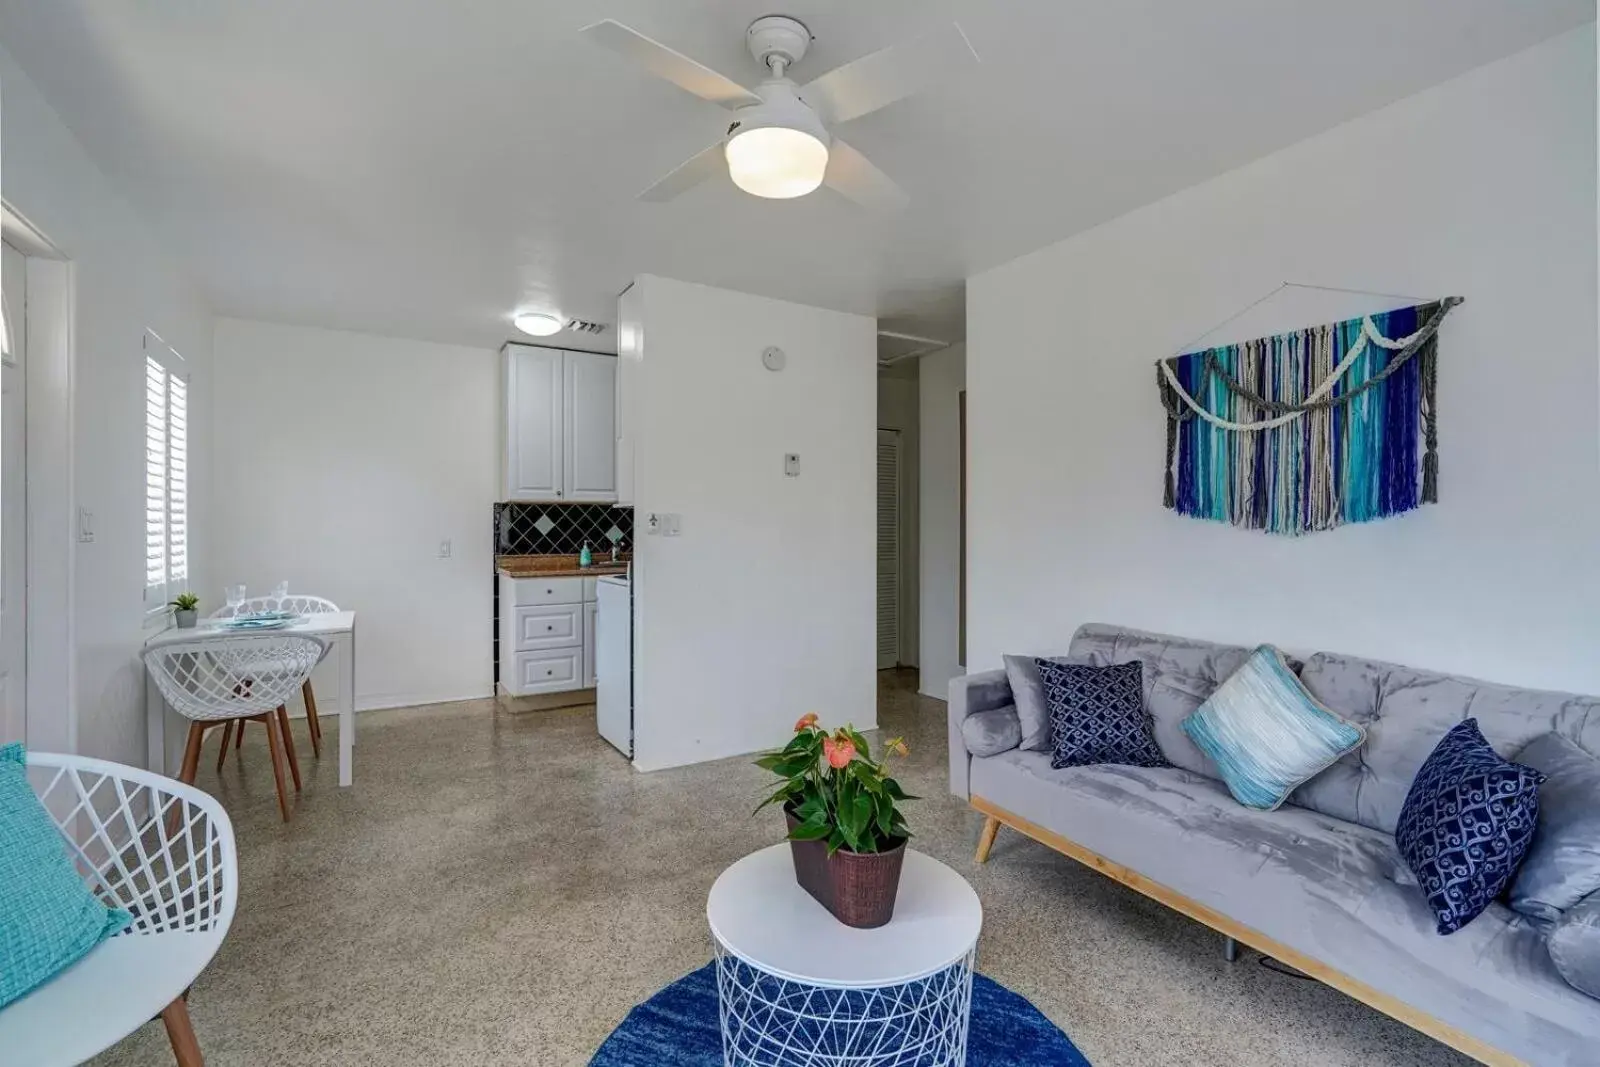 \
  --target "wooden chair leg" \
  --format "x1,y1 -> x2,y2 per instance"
277,705 -> 302,792
215,722 -> 235,773
262,712 -> 293,823
975,816 -> 1002,864
177,723 -> 205,786
160,996 -> 205,1067
168,723 -> 208,835
302,679 -> 323,757
235,720 -> 245,751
